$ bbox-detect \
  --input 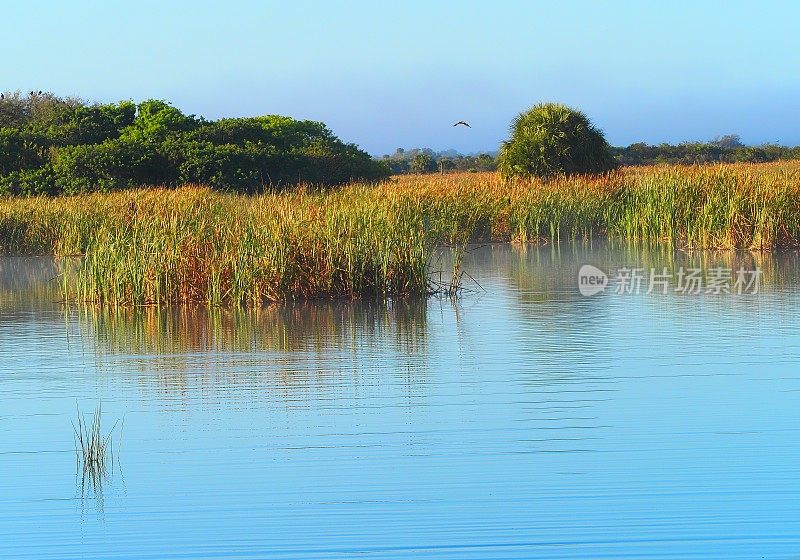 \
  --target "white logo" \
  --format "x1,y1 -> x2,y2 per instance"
578,265 -> 608,296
